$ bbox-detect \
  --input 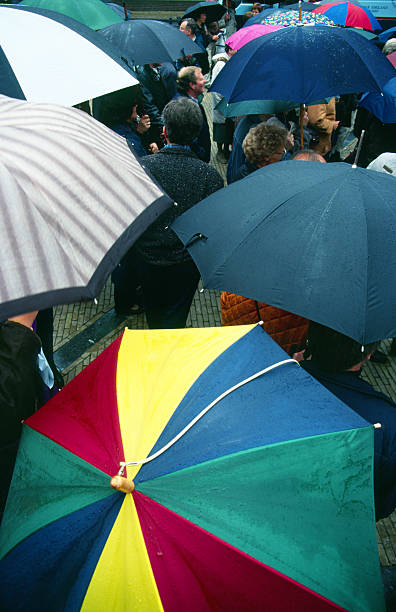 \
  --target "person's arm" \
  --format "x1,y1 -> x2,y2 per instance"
308,100 -> 338,134
0,314 -> 42,514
